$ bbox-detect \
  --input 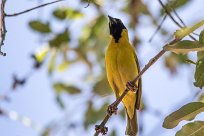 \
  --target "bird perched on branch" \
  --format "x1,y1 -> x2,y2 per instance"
105,15 -> 142,136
